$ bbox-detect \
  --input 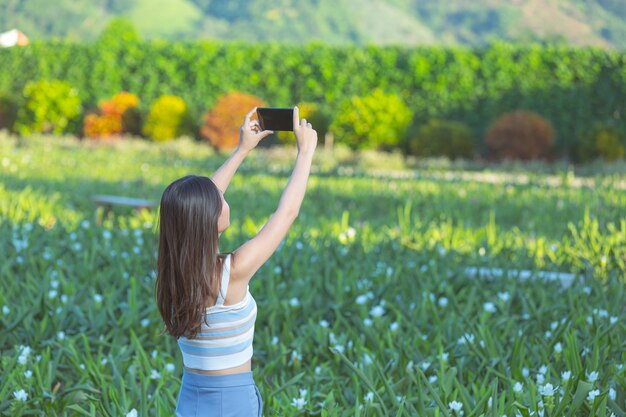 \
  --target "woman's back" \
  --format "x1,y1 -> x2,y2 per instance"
177,254 -> 258,372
